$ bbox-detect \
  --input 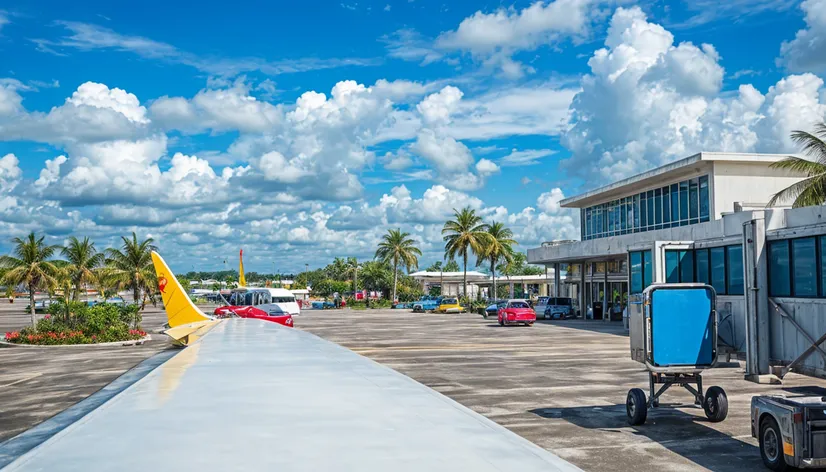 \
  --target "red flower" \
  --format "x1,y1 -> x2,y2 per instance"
44,314 -> 51,320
